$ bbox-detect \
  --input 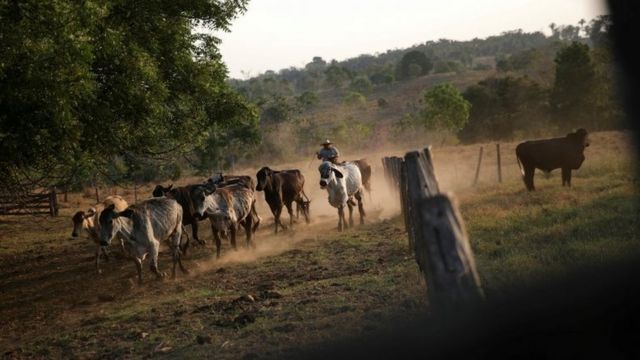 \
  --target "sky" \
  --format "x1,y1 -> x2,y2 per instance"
215,0 -> 608,79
